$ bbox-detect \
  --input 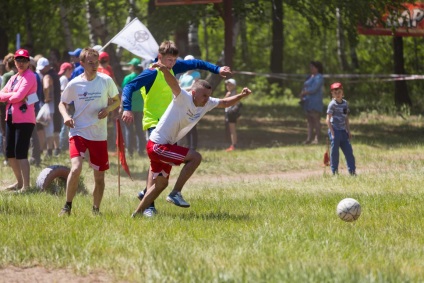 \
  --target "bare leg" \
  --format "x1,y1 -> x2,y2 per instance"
171,149 -> 201,193
92,169 -> 105,209
306,113 -> 314,142
7,158 -> 23,188
18,159 -> 30,189
134,175 -> 168,214
37,129 -> 46,151
228,122 -> 237,146
65,156 -> 83,202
